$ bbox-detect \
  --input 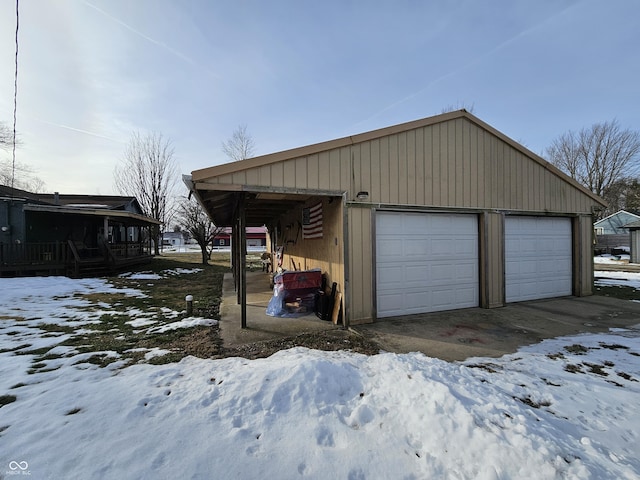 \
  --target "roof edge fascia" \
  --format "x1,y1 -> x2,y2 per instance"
23,204 -> 162,225
594,209 -> 640,225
